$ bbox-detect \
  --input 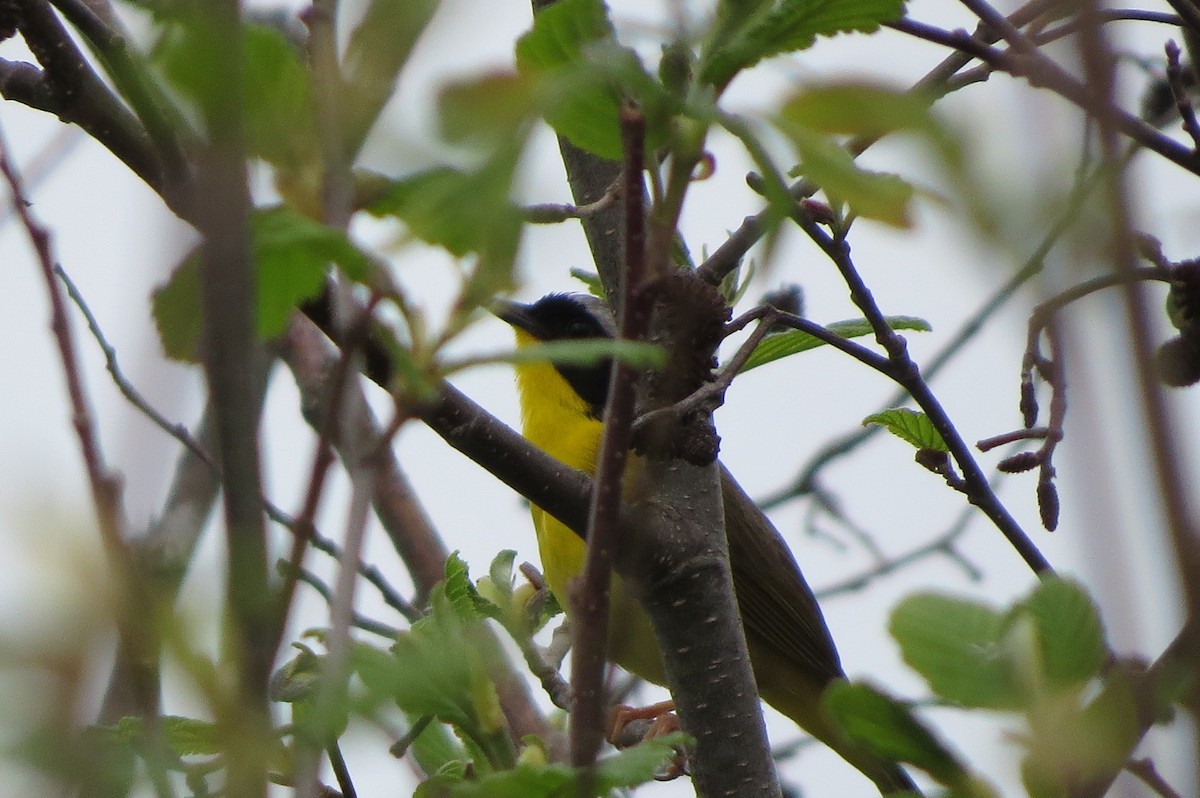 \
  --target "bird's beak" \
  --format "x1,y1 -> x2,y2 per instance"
490,299 -> 538,336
